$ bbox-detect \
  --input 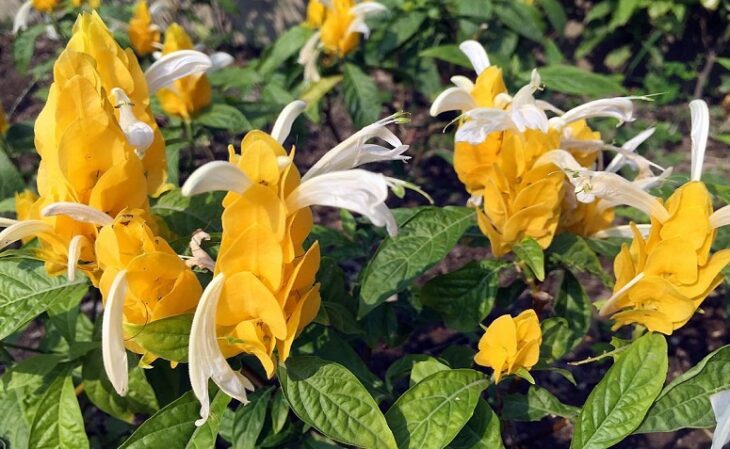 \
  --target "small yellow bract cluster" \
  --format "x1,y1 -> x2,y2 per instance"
128,0 -> 161,56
